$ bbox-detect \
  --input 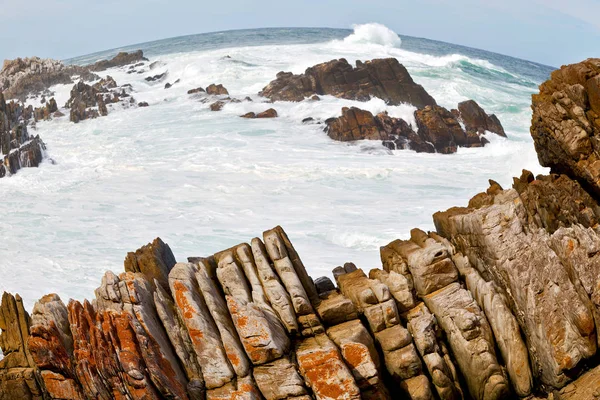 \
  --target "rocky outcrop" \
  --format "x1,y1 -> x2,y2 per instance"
88,50 -> 147,72
531,58 -> 600,198
241,108 -> 278,119
0,51 -> 144,101
260,58 -> 437,108
325,105 -> 499,153
0,92 -> 46,178
66,77 -> 135,123
454,100 -> 506,137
